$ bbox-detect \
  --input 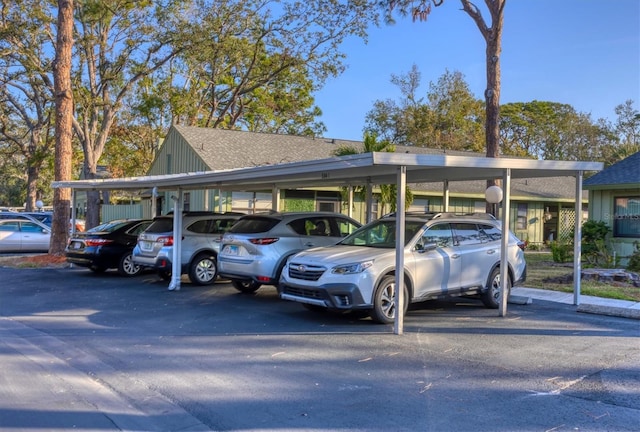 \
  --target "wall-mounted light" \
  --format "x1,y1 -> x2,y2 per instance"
544,207 -> 552,222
